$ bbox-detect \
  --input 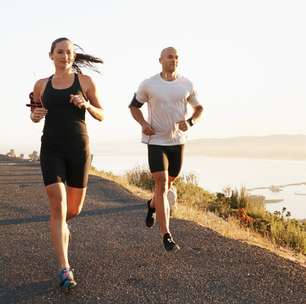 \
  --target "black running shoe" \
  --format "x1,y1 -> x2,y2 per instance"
163,233 -> 180,251
145,199 -> 155,228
